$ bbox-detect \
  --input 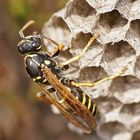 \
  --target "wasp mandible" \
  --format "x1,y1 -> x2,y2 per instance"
18,20 -> 127,133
